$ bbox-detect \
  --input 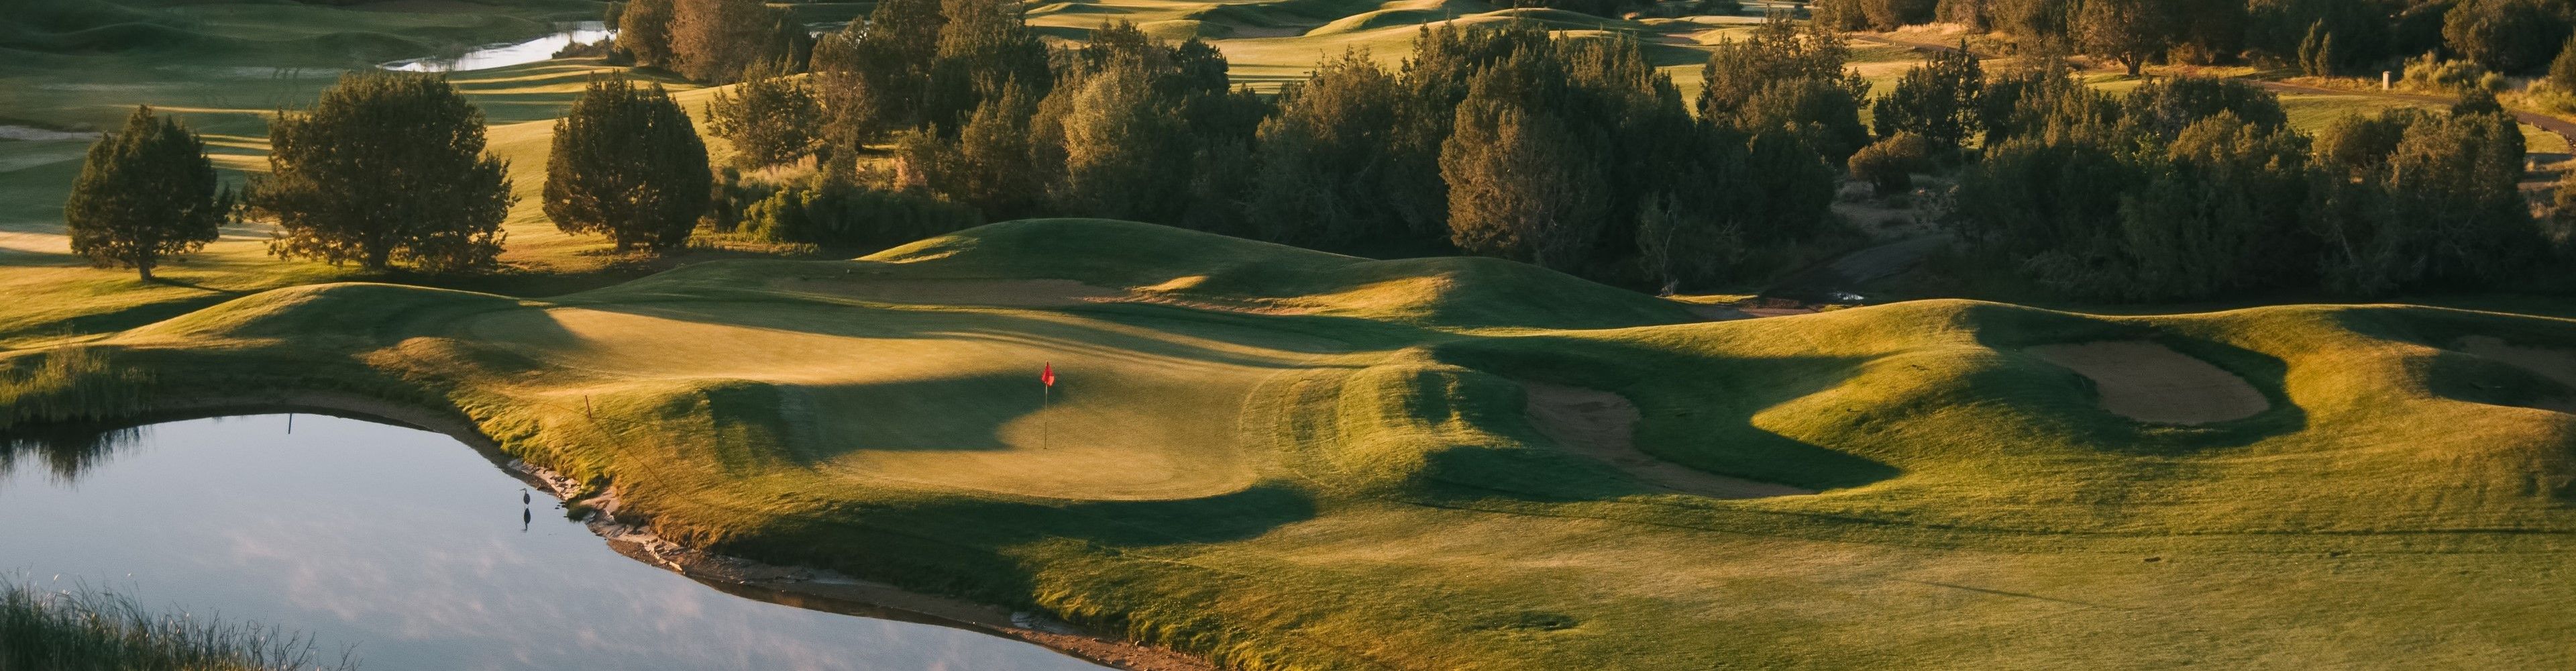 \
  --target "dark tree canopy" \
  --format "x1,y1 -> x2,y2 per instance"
63,105 -> 224,282
545,76 -> 712,252
617,0 -> 675,68
1872,44 -> 1984,150
250,72 -> 513,273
